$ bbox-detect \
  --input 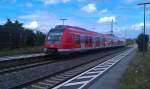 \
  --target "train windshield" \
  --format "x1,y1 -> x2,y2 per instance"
47,28 -> 64,44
